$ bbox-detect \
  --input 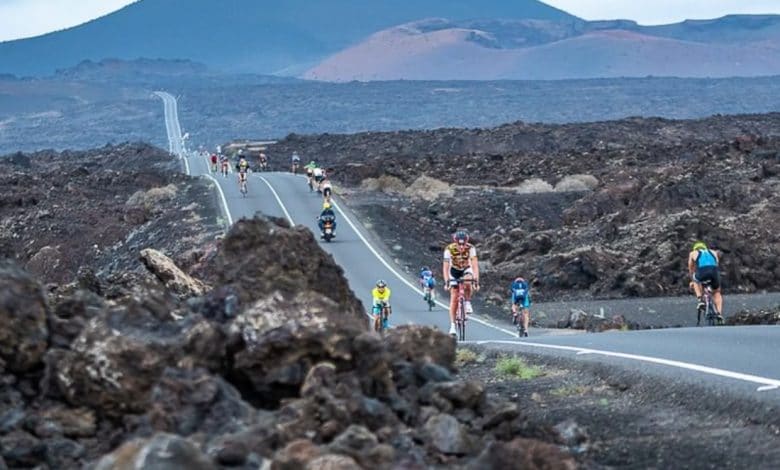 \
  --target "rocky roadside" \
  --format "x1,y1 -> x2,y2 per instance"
457,346 -> 780,468
0,145 -> 578,468
2,141 -> 777,468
